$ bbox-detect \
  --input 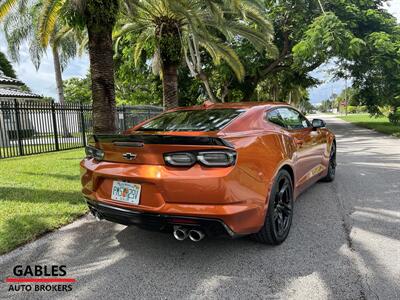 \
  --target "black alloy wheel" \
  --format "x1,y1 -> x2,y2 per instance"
253,170 -> 294,245
321,142 -> 336,182
273,175 -> 293,238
